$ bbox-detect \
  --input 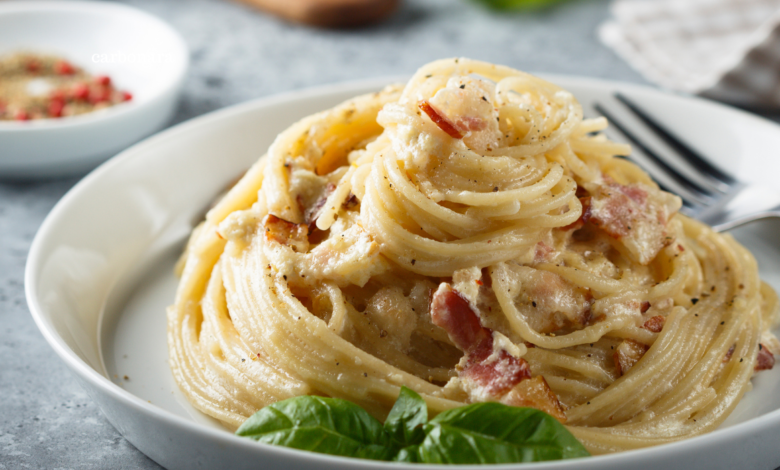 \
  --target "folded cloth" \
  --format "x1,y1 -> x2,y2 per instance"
600,0 -> 780,109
